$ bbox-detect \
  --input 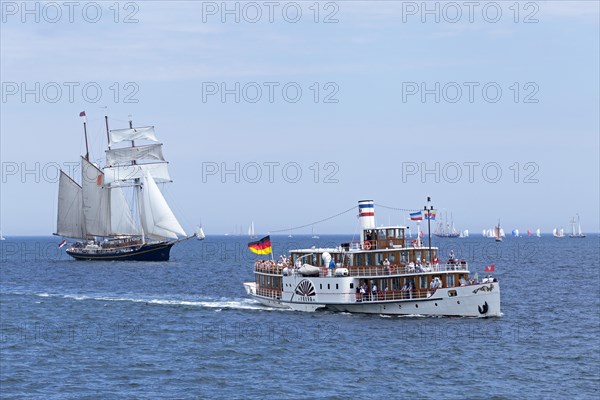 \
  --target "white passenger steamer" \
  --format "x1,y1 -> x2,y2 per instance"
244,200 -> 501,317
